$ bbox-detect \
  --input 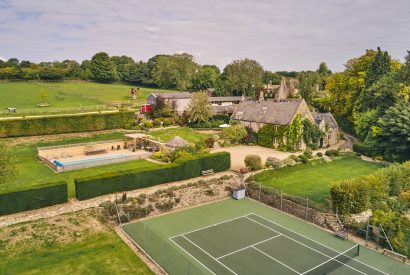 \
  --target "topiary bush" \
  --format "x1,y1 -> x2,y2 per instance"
244,154 -> 262,171
316,152 -> 323,157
